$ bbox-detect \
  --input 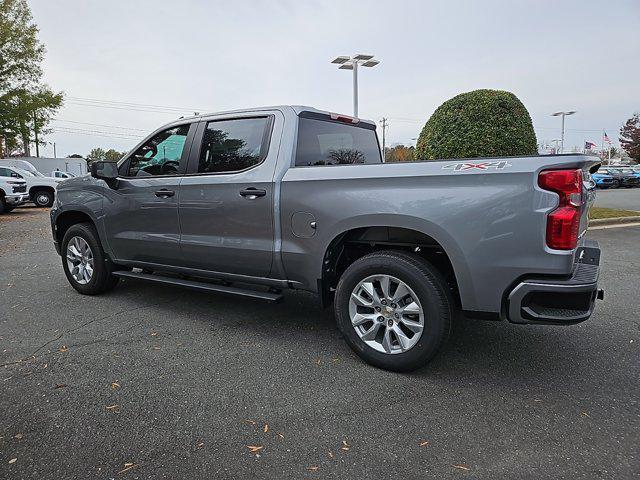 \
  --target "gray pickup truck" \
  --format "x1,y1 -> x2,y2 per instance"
50,106 -> 603,371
